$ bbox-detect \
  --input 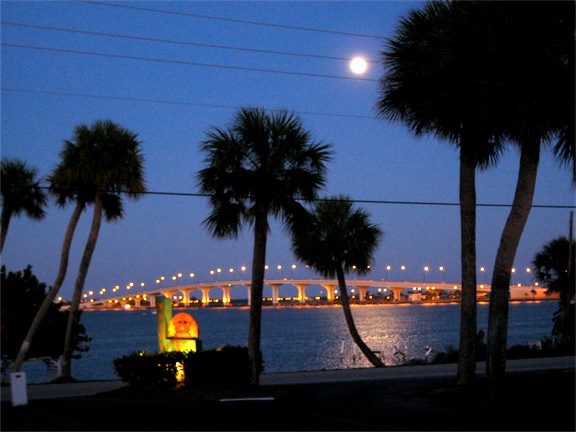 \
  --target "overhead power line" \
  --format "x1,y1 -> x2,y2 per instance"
1,21 -> 378,64
2,43 -> 379,83
77,0 -> 387,40
37,186 -> 576,209
1,88 -> 378,120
